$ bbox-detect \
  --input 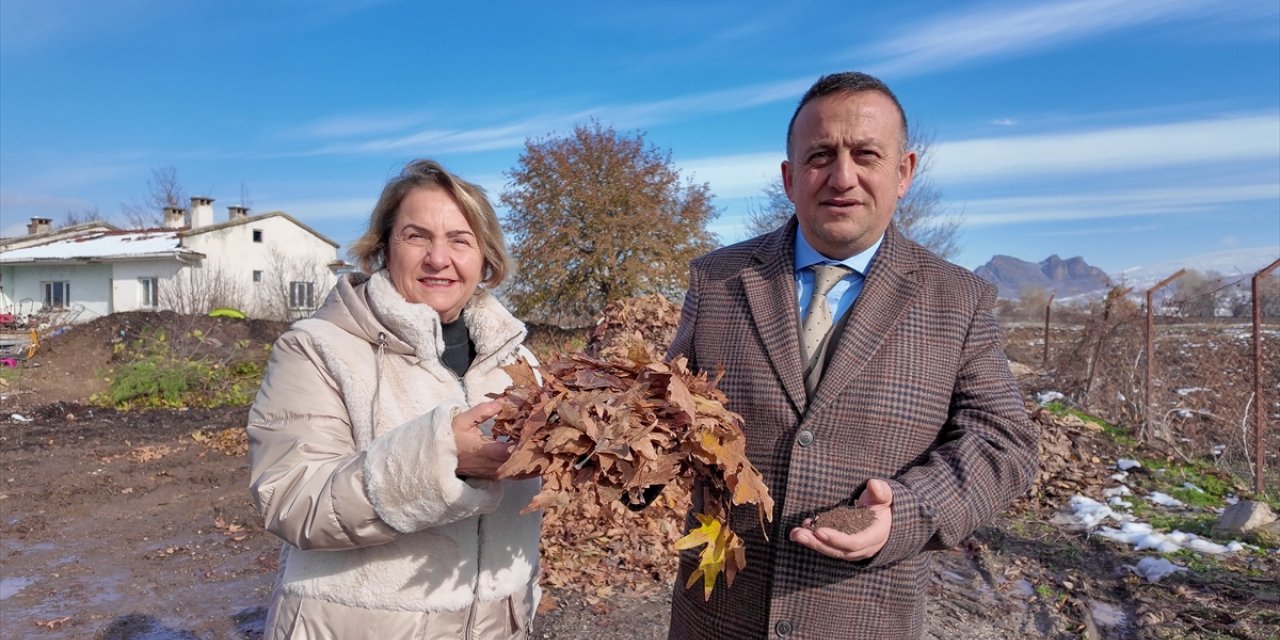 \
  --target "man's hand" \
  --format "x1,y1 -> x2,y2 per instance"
451,400 -> 512,479
788,478 -> 893,561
